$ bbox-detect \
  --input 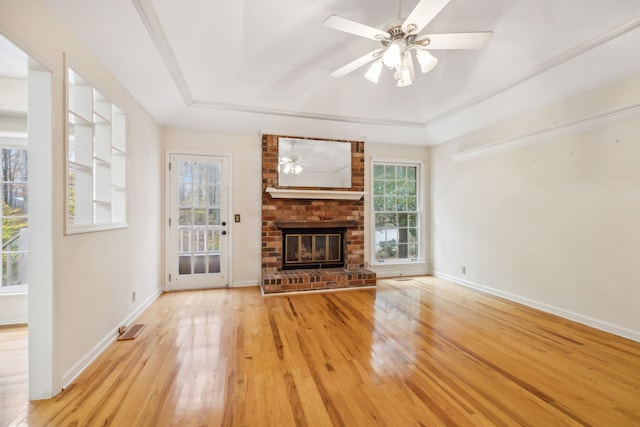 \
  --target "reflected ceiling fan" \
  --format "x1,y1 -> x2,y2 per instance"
279,141 -> 309,175
323,0 -> 492,86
